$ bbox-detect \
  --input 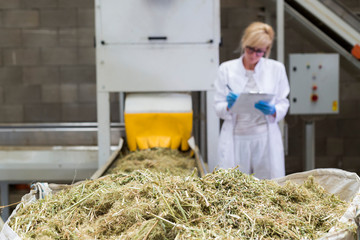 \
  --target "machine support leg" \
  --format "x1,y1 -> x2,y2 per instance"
276,0 -> 288,156
119,92 -> 125,123
276,0 -> 284,64
200,92 -> 206,162
1,182 -> 9,222
206,90 -> 219,172
305,121 -> 315,170
97,91 -> 111,168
